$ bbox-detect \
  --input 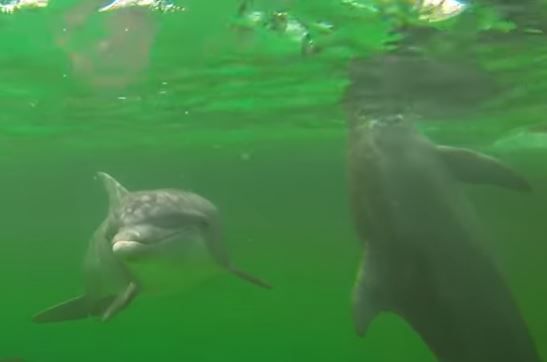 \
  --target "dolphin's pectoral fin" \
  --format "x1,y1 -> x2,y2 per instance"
202,225 -> 272,289
33,295 -> 91,323
207,238 -> 272,289
228,265 -> 272,289
352,252 -> 382,336
100,282 -> 139,322
32,295 -> 116,323
437,145 -> 532,192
